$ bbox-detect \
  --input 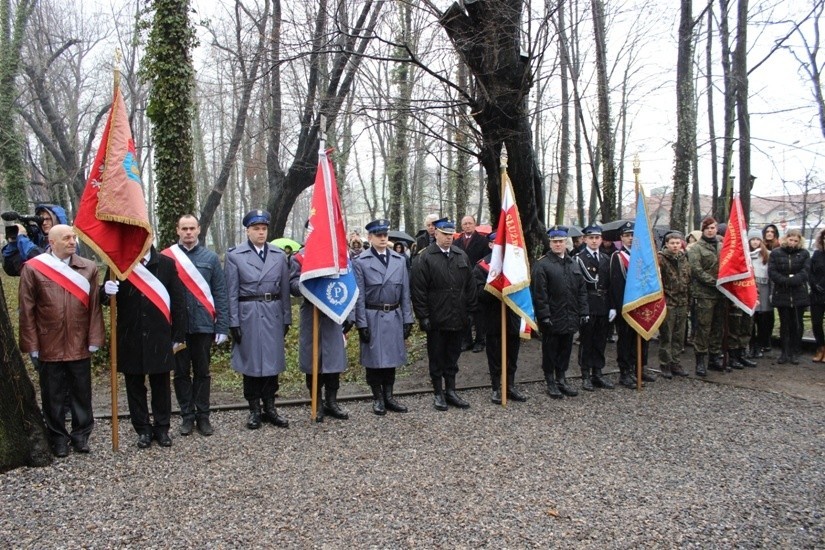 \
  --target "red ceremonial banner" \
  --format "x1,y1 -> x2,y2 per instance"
717,196 -> 758,315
